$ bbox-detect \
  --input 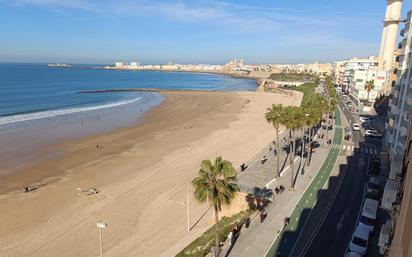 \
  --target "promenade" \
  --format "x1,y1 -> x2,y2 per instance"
221,109 -> 343,257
